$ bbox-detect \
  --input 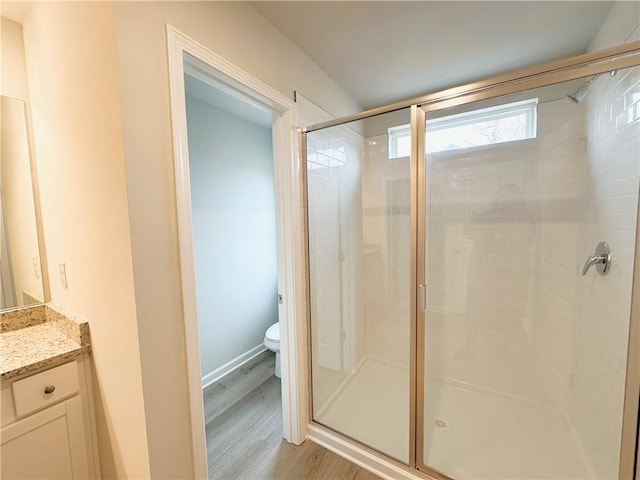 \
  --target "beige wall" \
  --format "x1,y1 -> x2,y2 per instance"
1,17 -> 29,100
110,2 -> 360,478
21,3 -> 150,478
